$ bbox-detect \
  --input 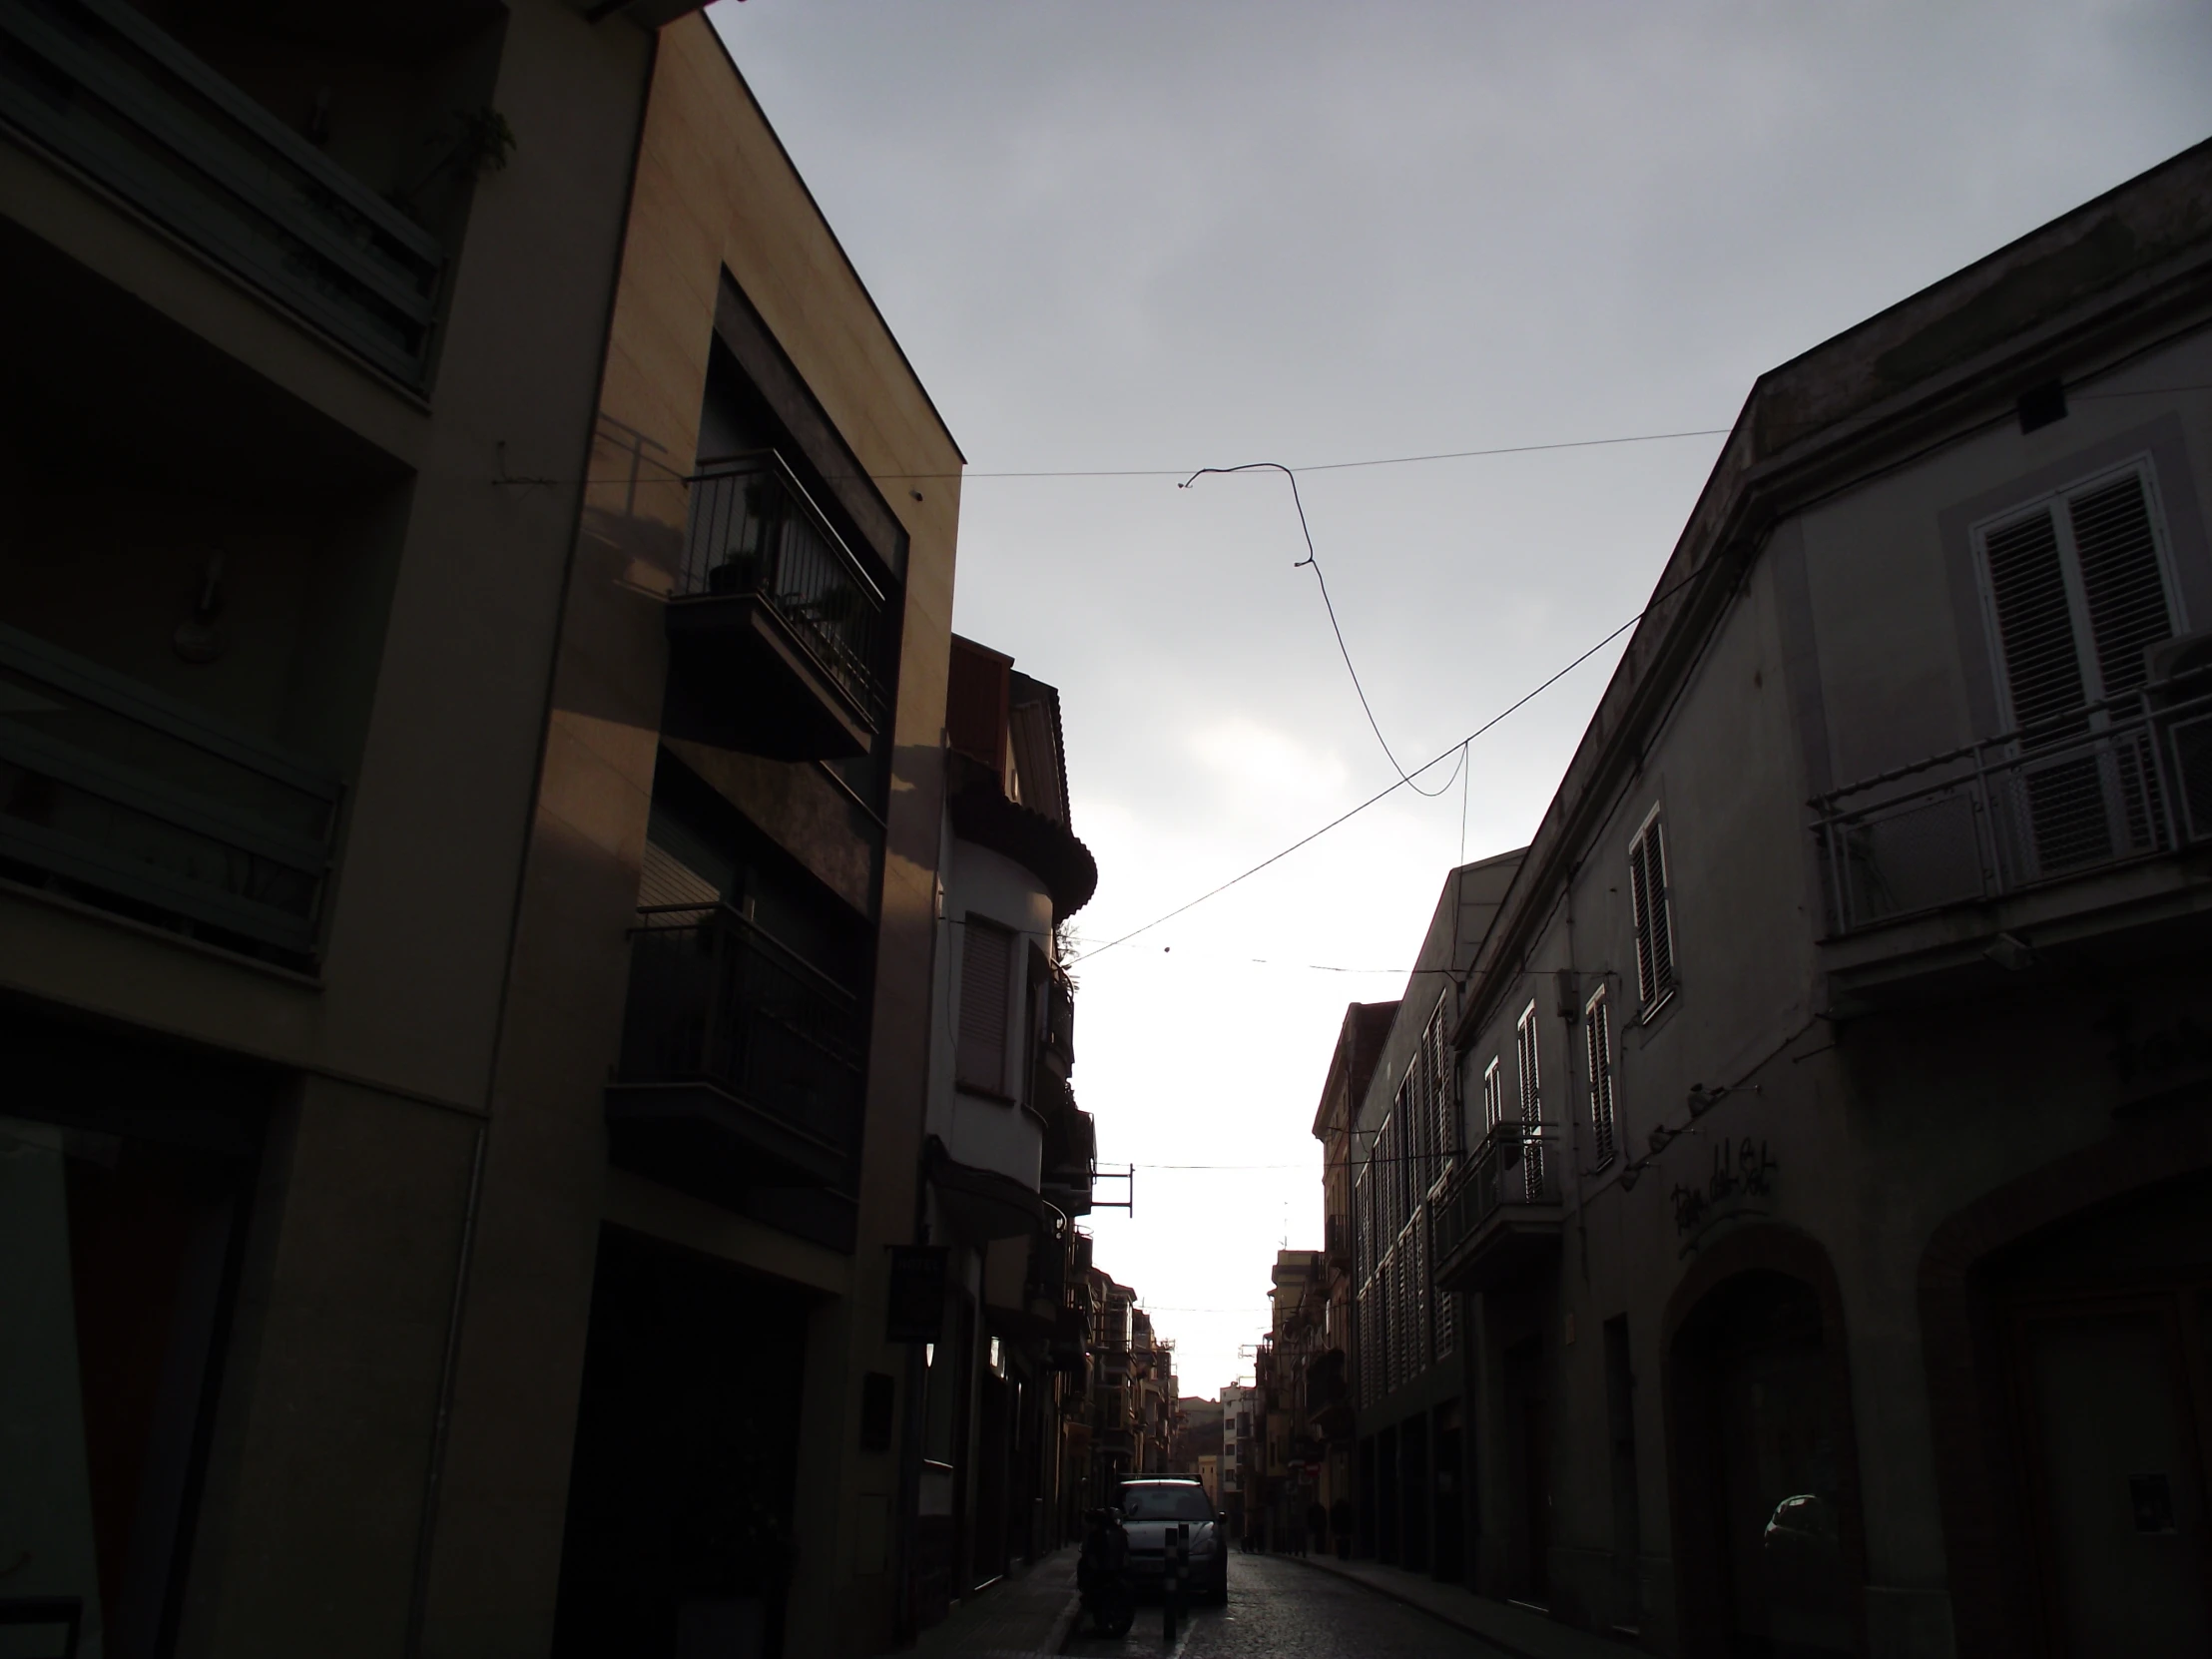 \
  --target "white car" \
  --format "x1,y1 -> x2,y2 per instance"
1117,1478 -> 1227,1604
